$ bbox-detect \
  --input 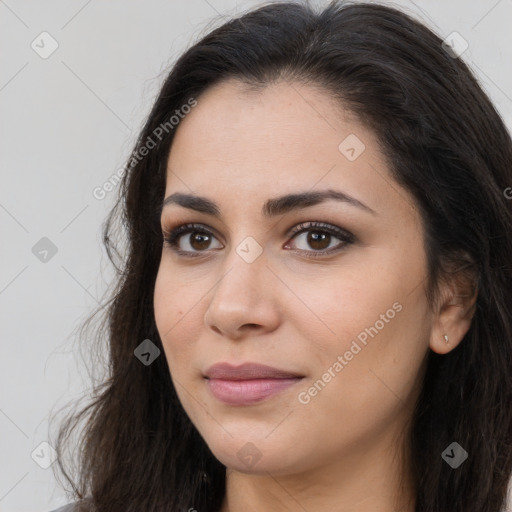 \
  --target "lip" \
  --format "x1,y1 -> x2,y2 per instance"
204,362 -> 304,380
204,362 -> 304,406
